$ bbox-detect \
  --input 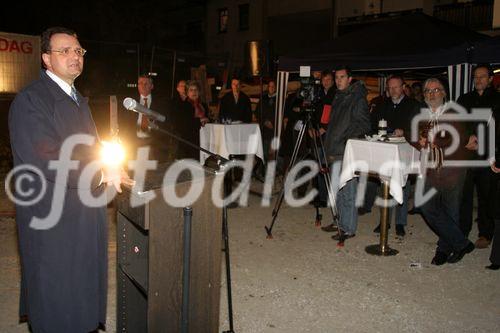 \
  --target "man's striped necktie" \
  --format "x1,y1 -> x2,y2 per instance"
70,86 -> 79,106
